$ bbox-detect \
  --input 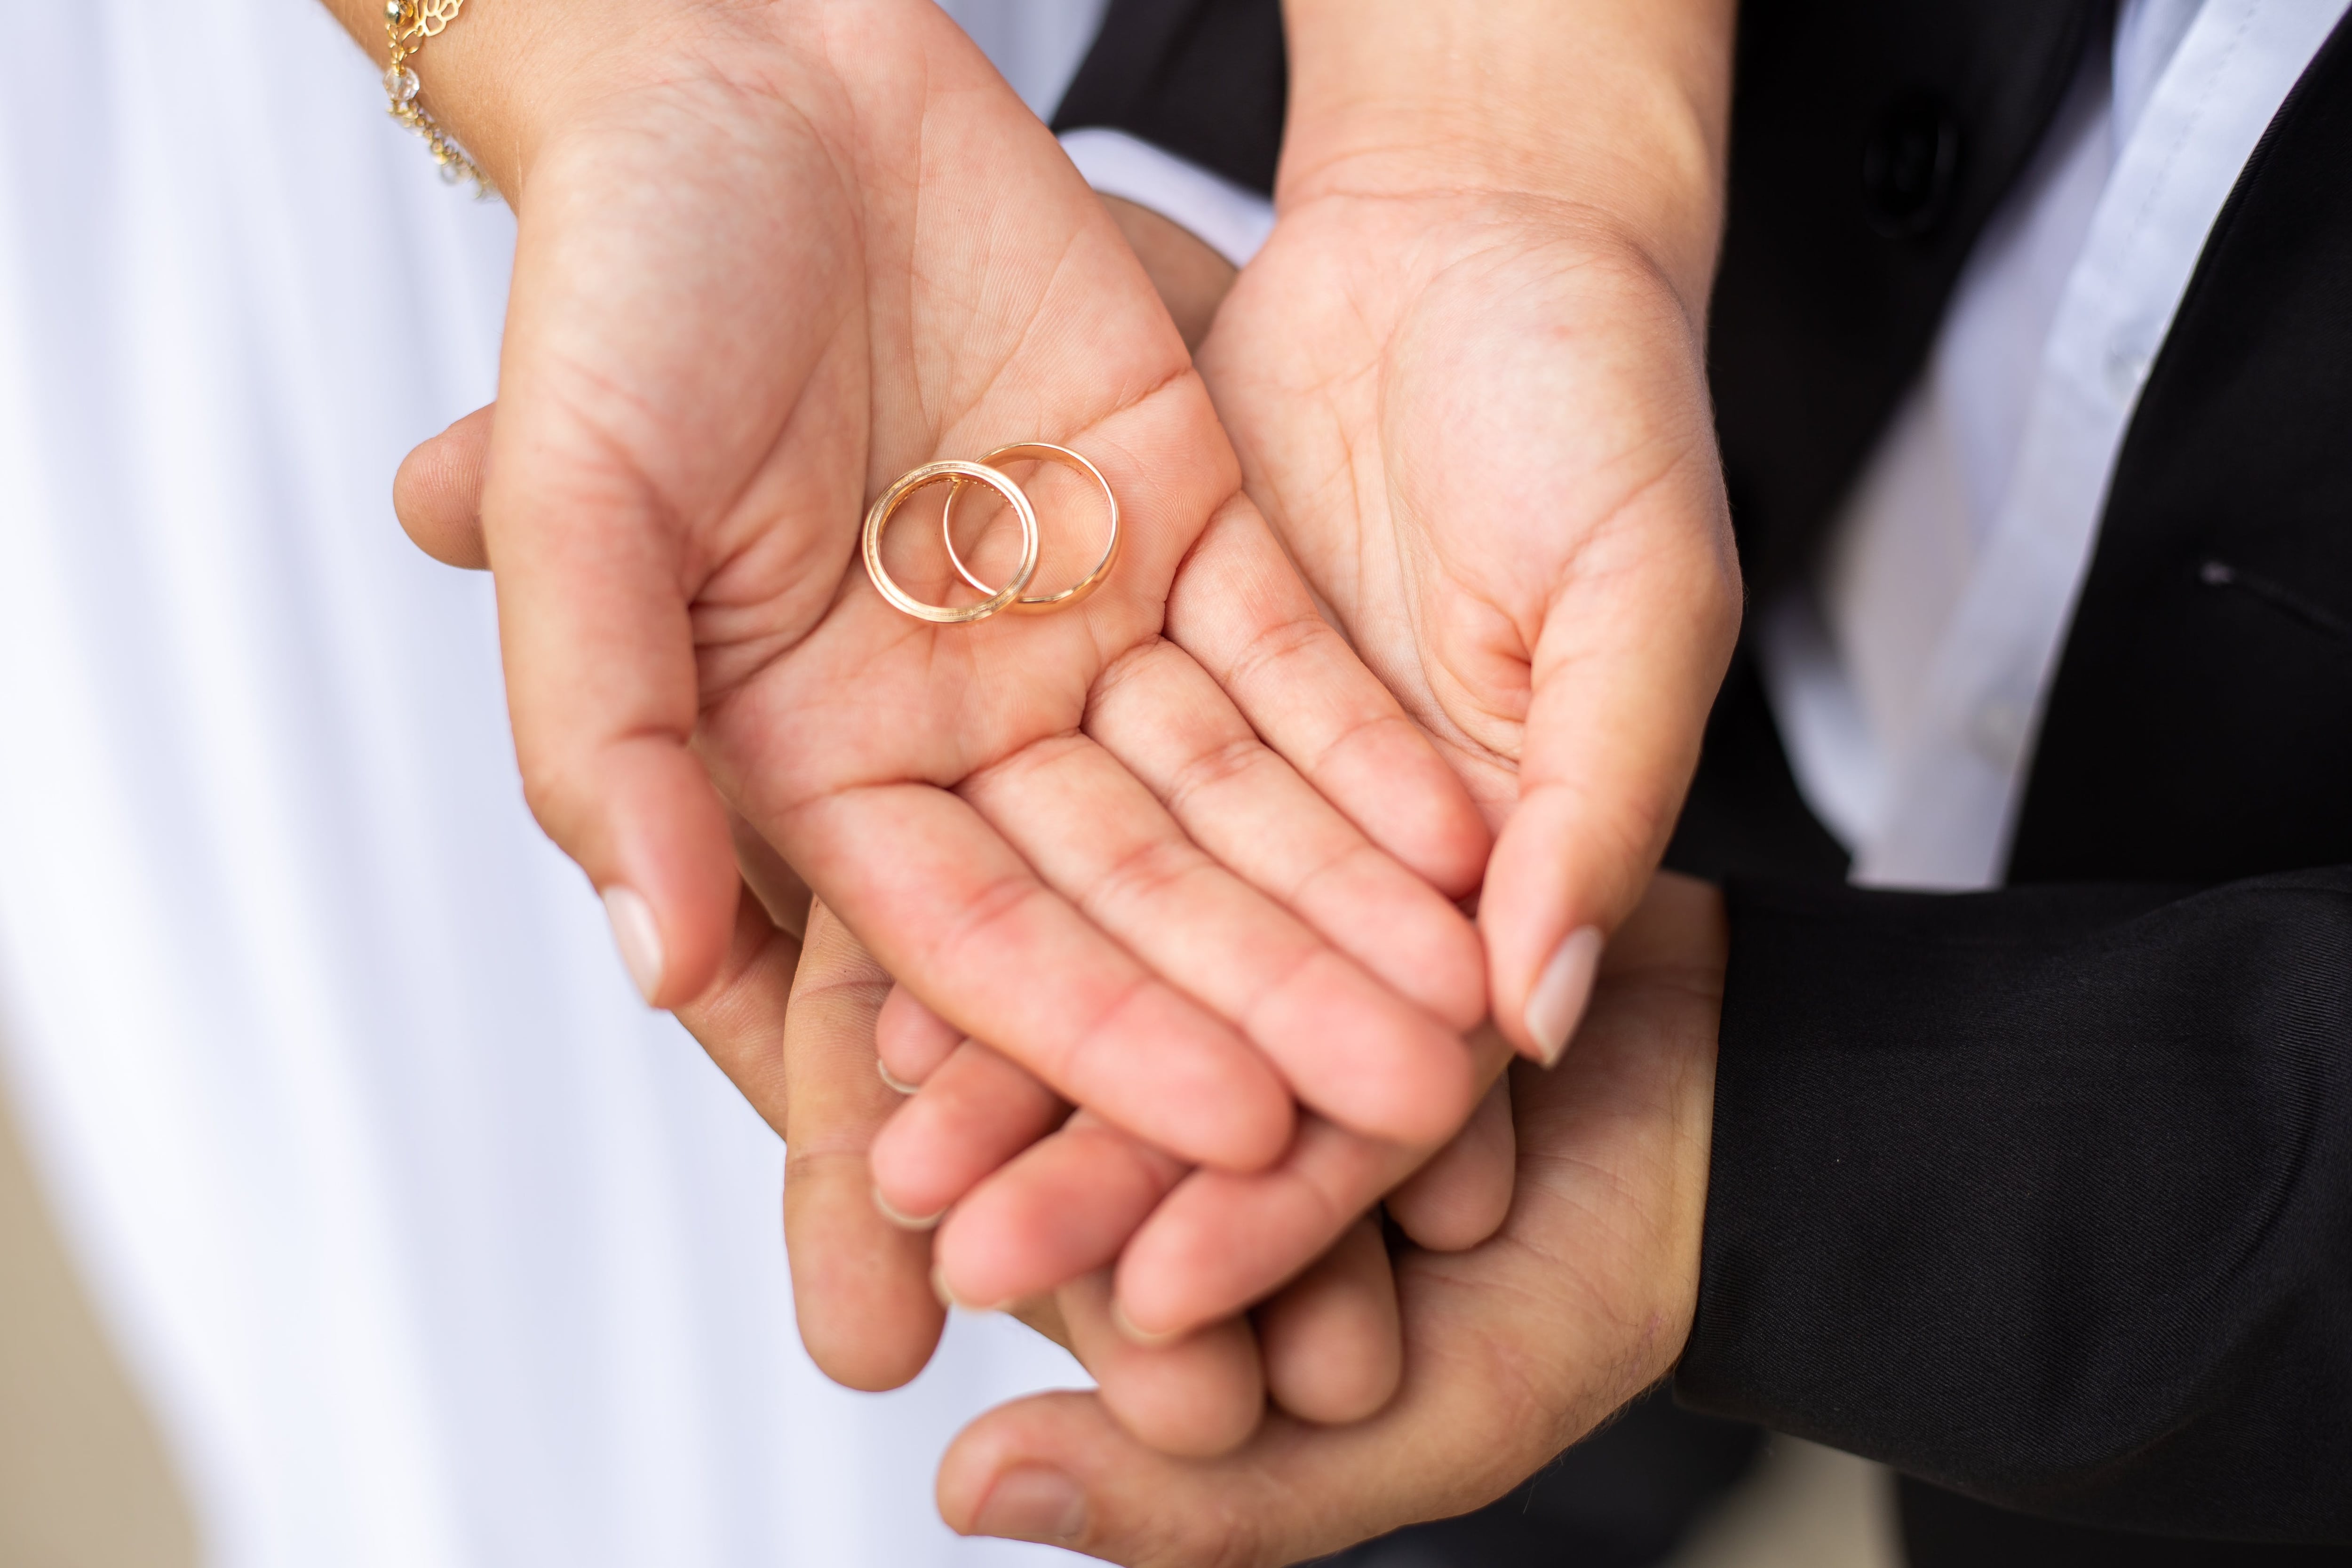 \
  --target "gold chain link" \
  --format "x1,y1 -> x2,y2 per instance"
383,0 -> 492,197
